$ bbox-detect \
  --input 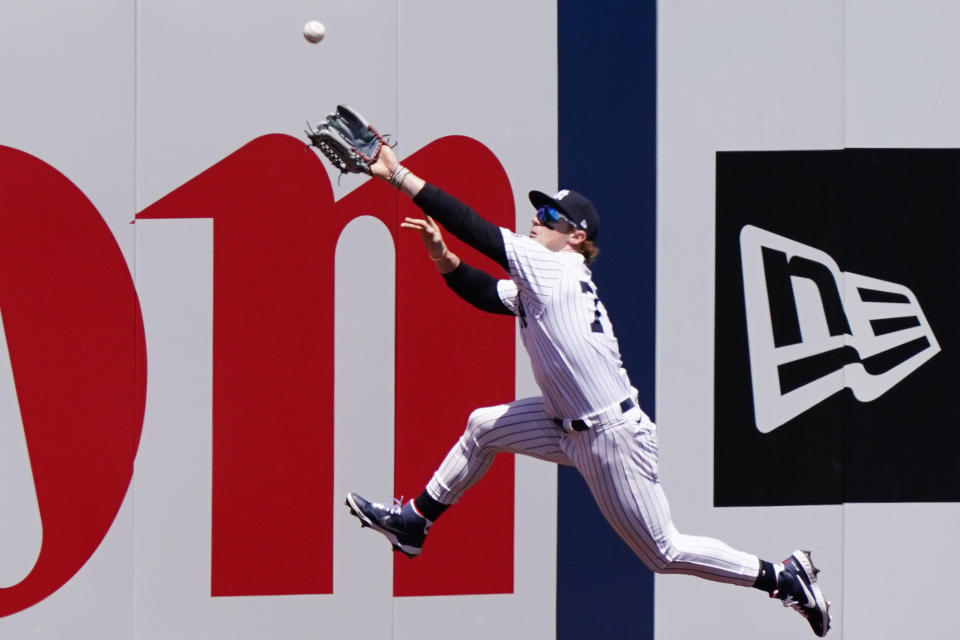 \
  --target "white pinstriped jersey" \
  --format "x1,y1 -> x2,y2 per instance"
495,229 -> 634,419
